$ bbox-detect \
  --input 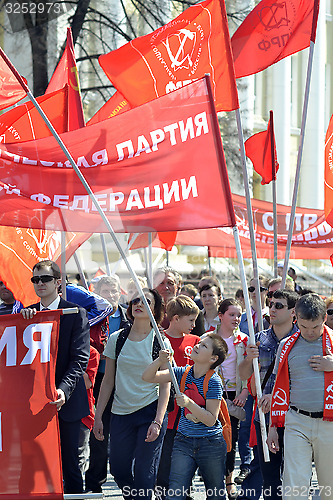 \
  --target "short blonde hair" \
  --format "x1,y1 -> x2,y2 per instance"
166,295 -> 199,320
325,295 -> 333,308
